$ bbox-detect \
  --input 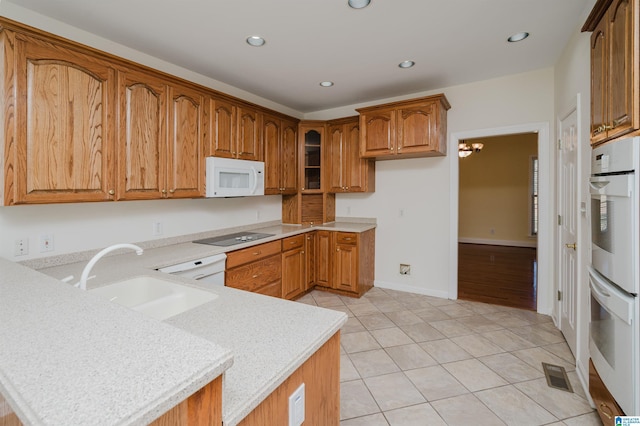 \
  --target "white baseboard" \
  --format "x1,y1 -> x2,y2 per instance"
375,280 -> 450,299
458,237 -> 537,248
